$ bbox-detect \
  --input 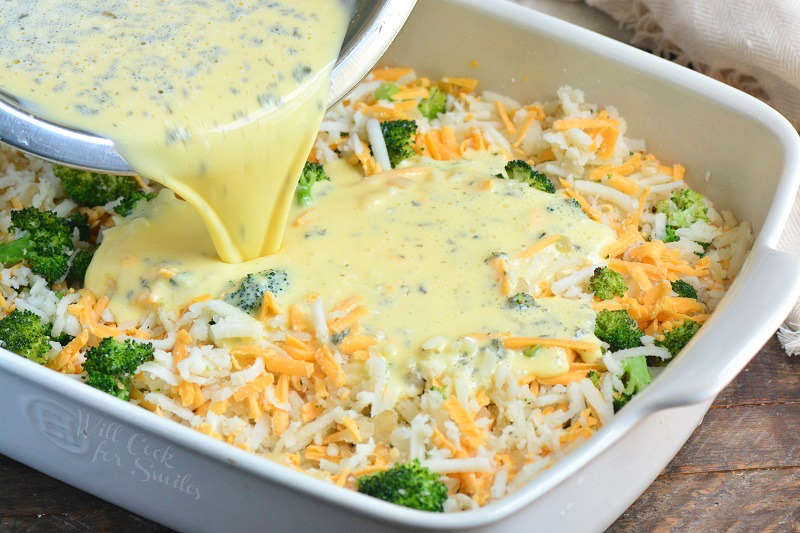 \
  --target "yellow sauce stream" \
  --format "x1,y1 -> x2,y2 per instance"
0,1 -> 350,262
